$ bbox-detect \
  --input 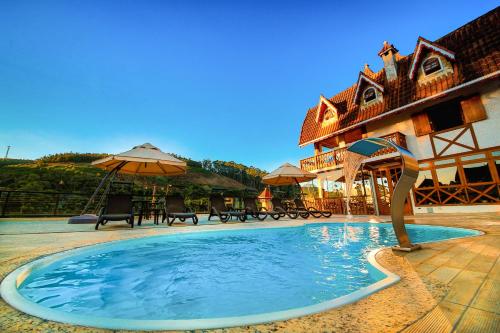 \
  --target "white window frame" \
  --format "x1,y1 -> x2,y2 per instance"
363,87 -> 378,104
421,56 -> 444,77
